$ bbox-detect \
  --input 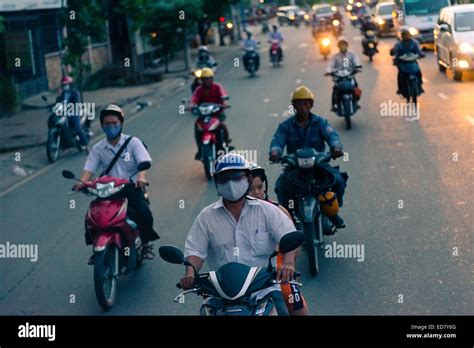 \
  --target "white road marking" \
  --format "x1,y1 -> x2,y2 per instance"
438,92 -> 448,100
263,98 -> 270,103
304,61 -> 309,65
457,201 -> 466,205
353,36 -> 362,42
298,43 -> 308,48
465,116 -> 474,126
397,216 -> 410,220
296,78 -> 302,84
272,113 -> 279,117
300,68 -> 306,73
